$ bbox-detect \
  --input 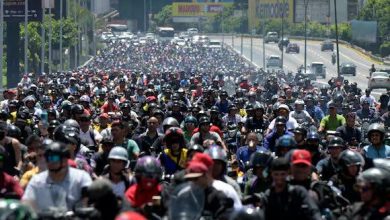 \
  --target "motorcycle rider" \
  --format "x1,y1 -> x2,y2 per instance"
316,136 -> 345,181
242,104 -> 268,134
293,126 -> 307,149
336,112 -> 362,146
264,116 -> 294,152
266,104 -> 298,134
0,146 -> 24,199
261,157 -> 322,220
160,127 -> 188,175
205,145 -> 242,198
304,95 -> 324,124
360,89 -> 377,107
236,132 -> 268,171
329,149 -> 364,204
331,52 -> 336,65
356,100 -> 375,121
289,149 -> 318,190
305,131 -> 326,166
290,99 -> 315,125
363,123 -> 390,160
318,103 -> 346,133
244,151 -> 273,196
